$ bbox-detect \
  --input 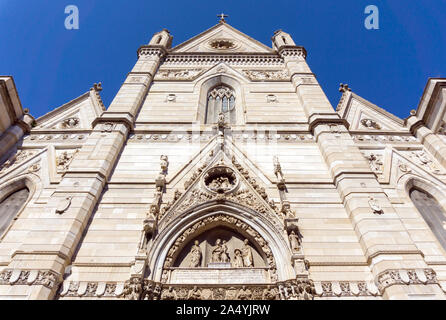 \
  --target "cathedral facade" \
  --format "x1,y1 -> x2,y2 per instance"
1,20 -> 446,300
